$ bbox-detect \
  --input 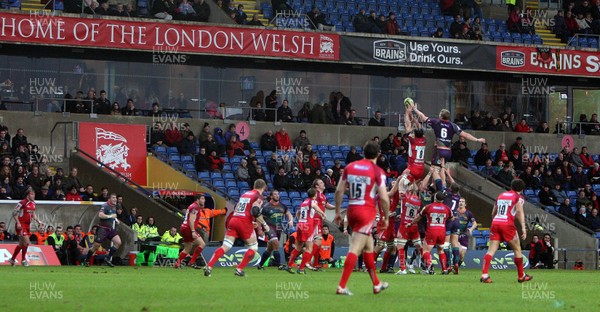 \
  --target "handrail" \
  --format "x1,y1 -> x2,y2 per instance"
148,150 -> 236,203
50,121 -> 76,159
567,33 -> 600,49
75,147 -> 182,214
555,119 -> 600,136
456,160 -> 595,235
